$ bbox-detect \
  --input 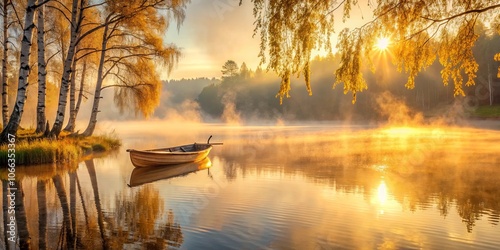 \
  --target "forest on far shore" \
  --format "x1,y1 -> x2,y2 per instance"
145,29 -> 500,124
